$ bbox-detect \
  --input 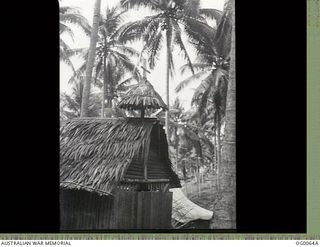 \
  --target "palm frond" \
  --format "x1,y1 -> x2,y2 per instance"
60,9 -> 91,36
112,45 -> 140,57
143,16 -> 162,44
67,62 -> 86,85
147,31 -> 163,69
197,86 -> 210,115
172,20 -> 194,74
199,8 -> 223,23
175,70 -> 210,92
183,19 -> 217,57
182,0 -> 201,17
101,7 -> 126,36
60,23 -> 74,41
180,63 -> 211,75
191,74 -> 214,105
120,0 -> 162,11
60,39 -> 76,72
116,15 -> 160,43
116,77 -> 137,92
214,8 -> 232,58
110,51 -> 136,73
